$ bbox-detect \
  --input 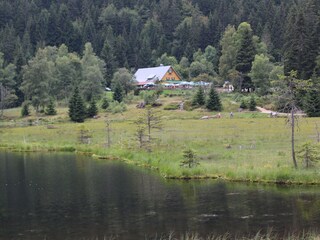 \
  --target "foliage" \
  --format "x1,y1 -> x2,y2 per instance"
206,85 -> 222,111
21,102 -> 30,117
77,125 -> 92,144
107,101 -> 127,114
87,98 -> 98,118
240,100 -> 247,109
192,87 -> 206,107
304,88 -> 320,117
180,149 -> 199,168
68,87 -> 86,122
0,52 -> 17,116
249,54 -> 274,95
45,99 -> 57,116
249,96 -> 257,111
111,68 -> 134,95
143,92 -> 158,106
80,43 -> 105,101
134,116 -> 147,149
101,97 -> 109,110
164,103 -> 179,110
298,142 -> 320,169
235,22 -> 256,91
112,81 -> 124,103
